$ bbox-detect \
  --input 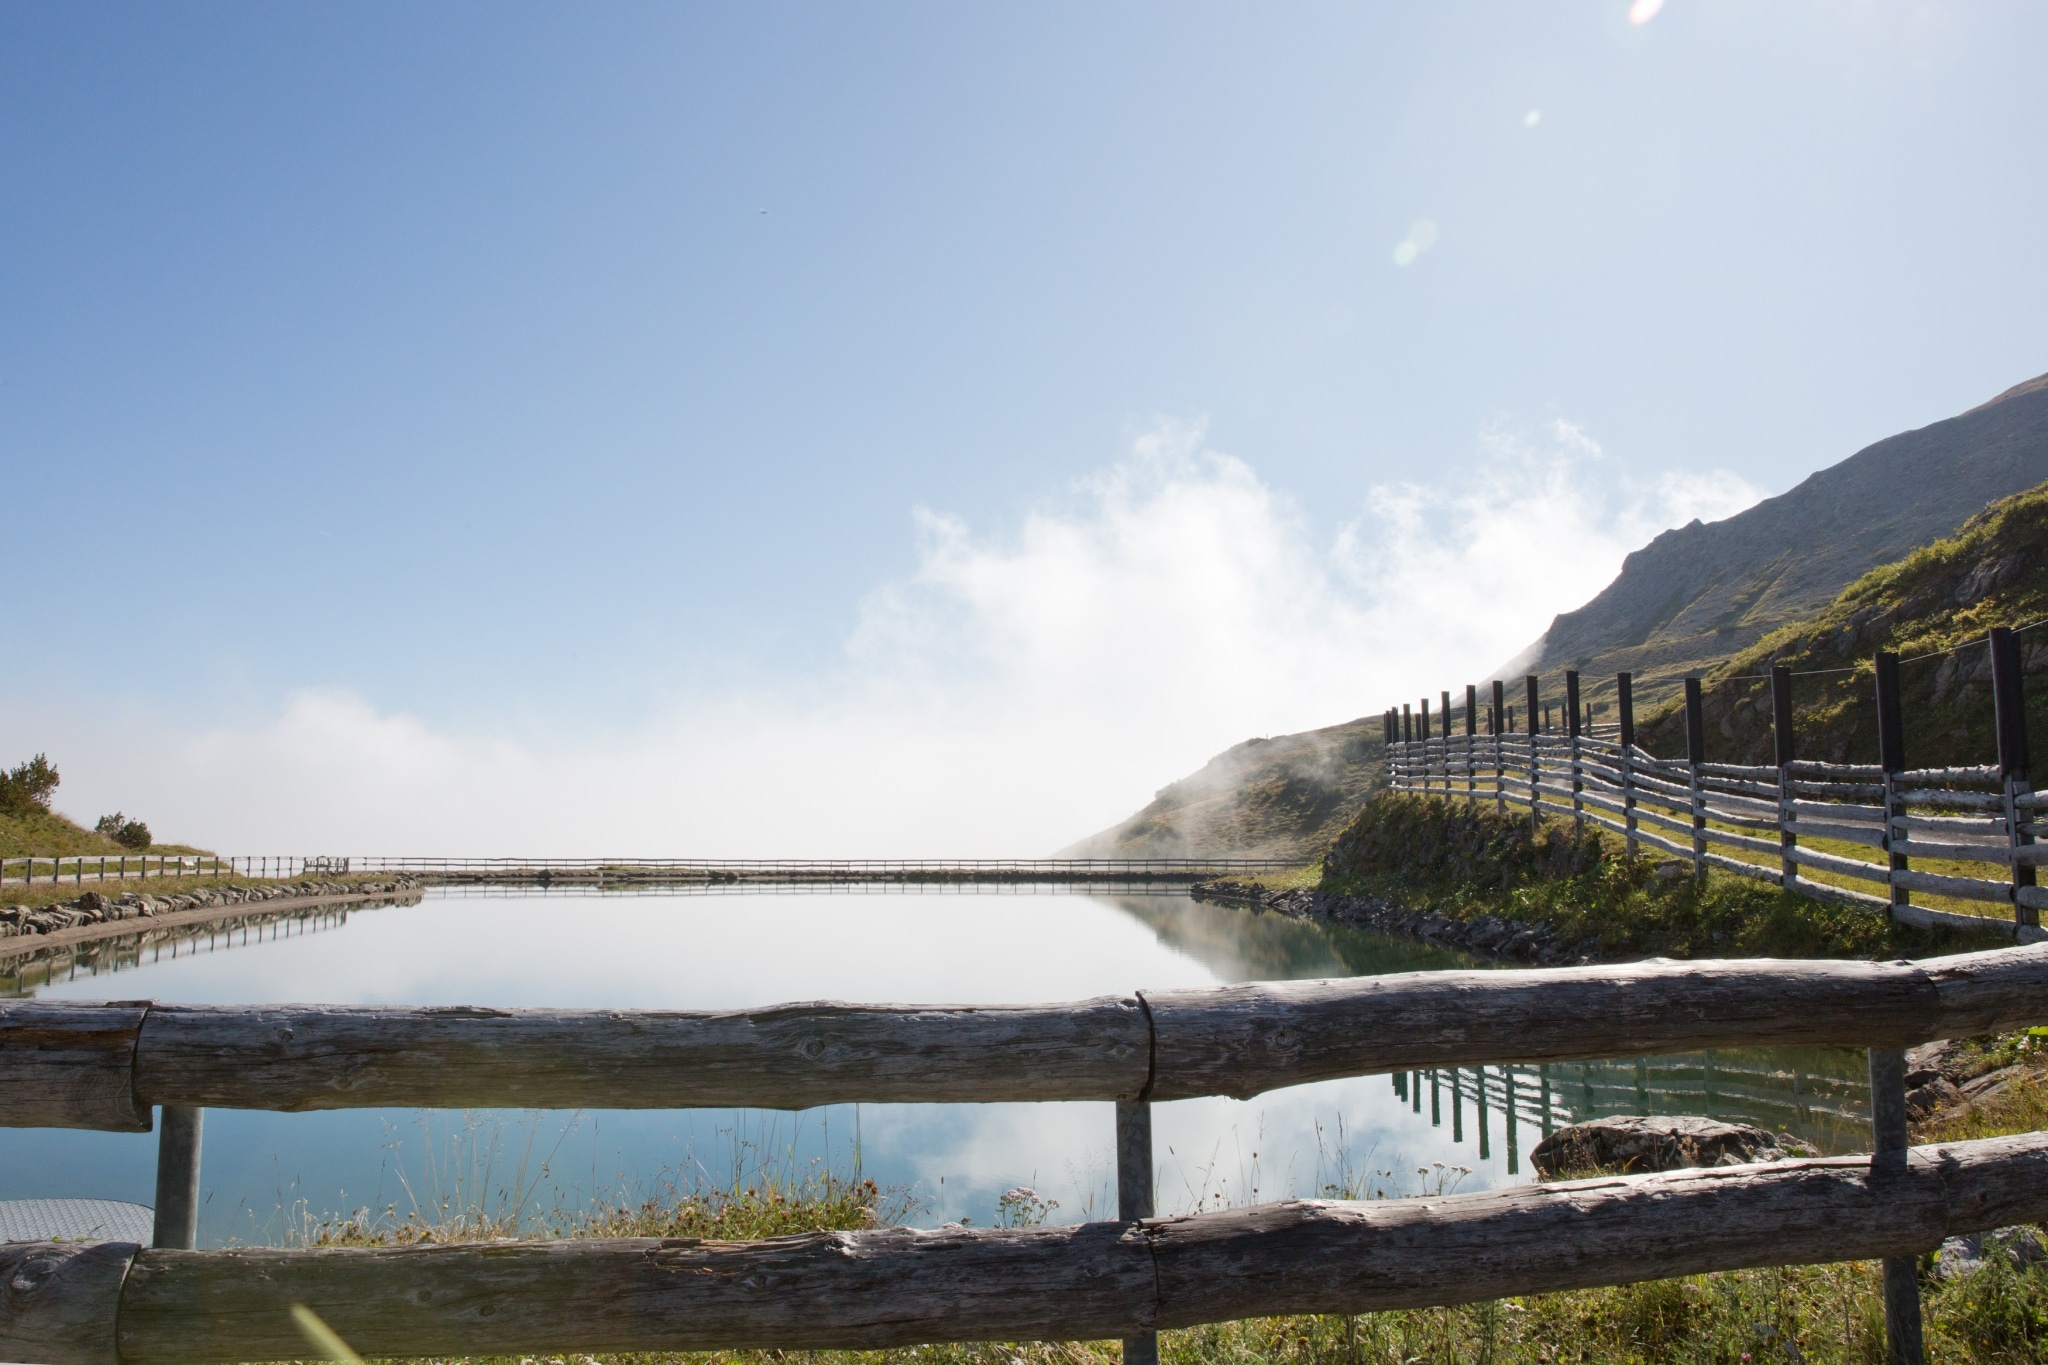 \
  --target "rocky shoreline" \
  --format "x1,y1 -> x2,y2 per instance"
0,876 -> 423,941
1190,880 -> 1597,967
